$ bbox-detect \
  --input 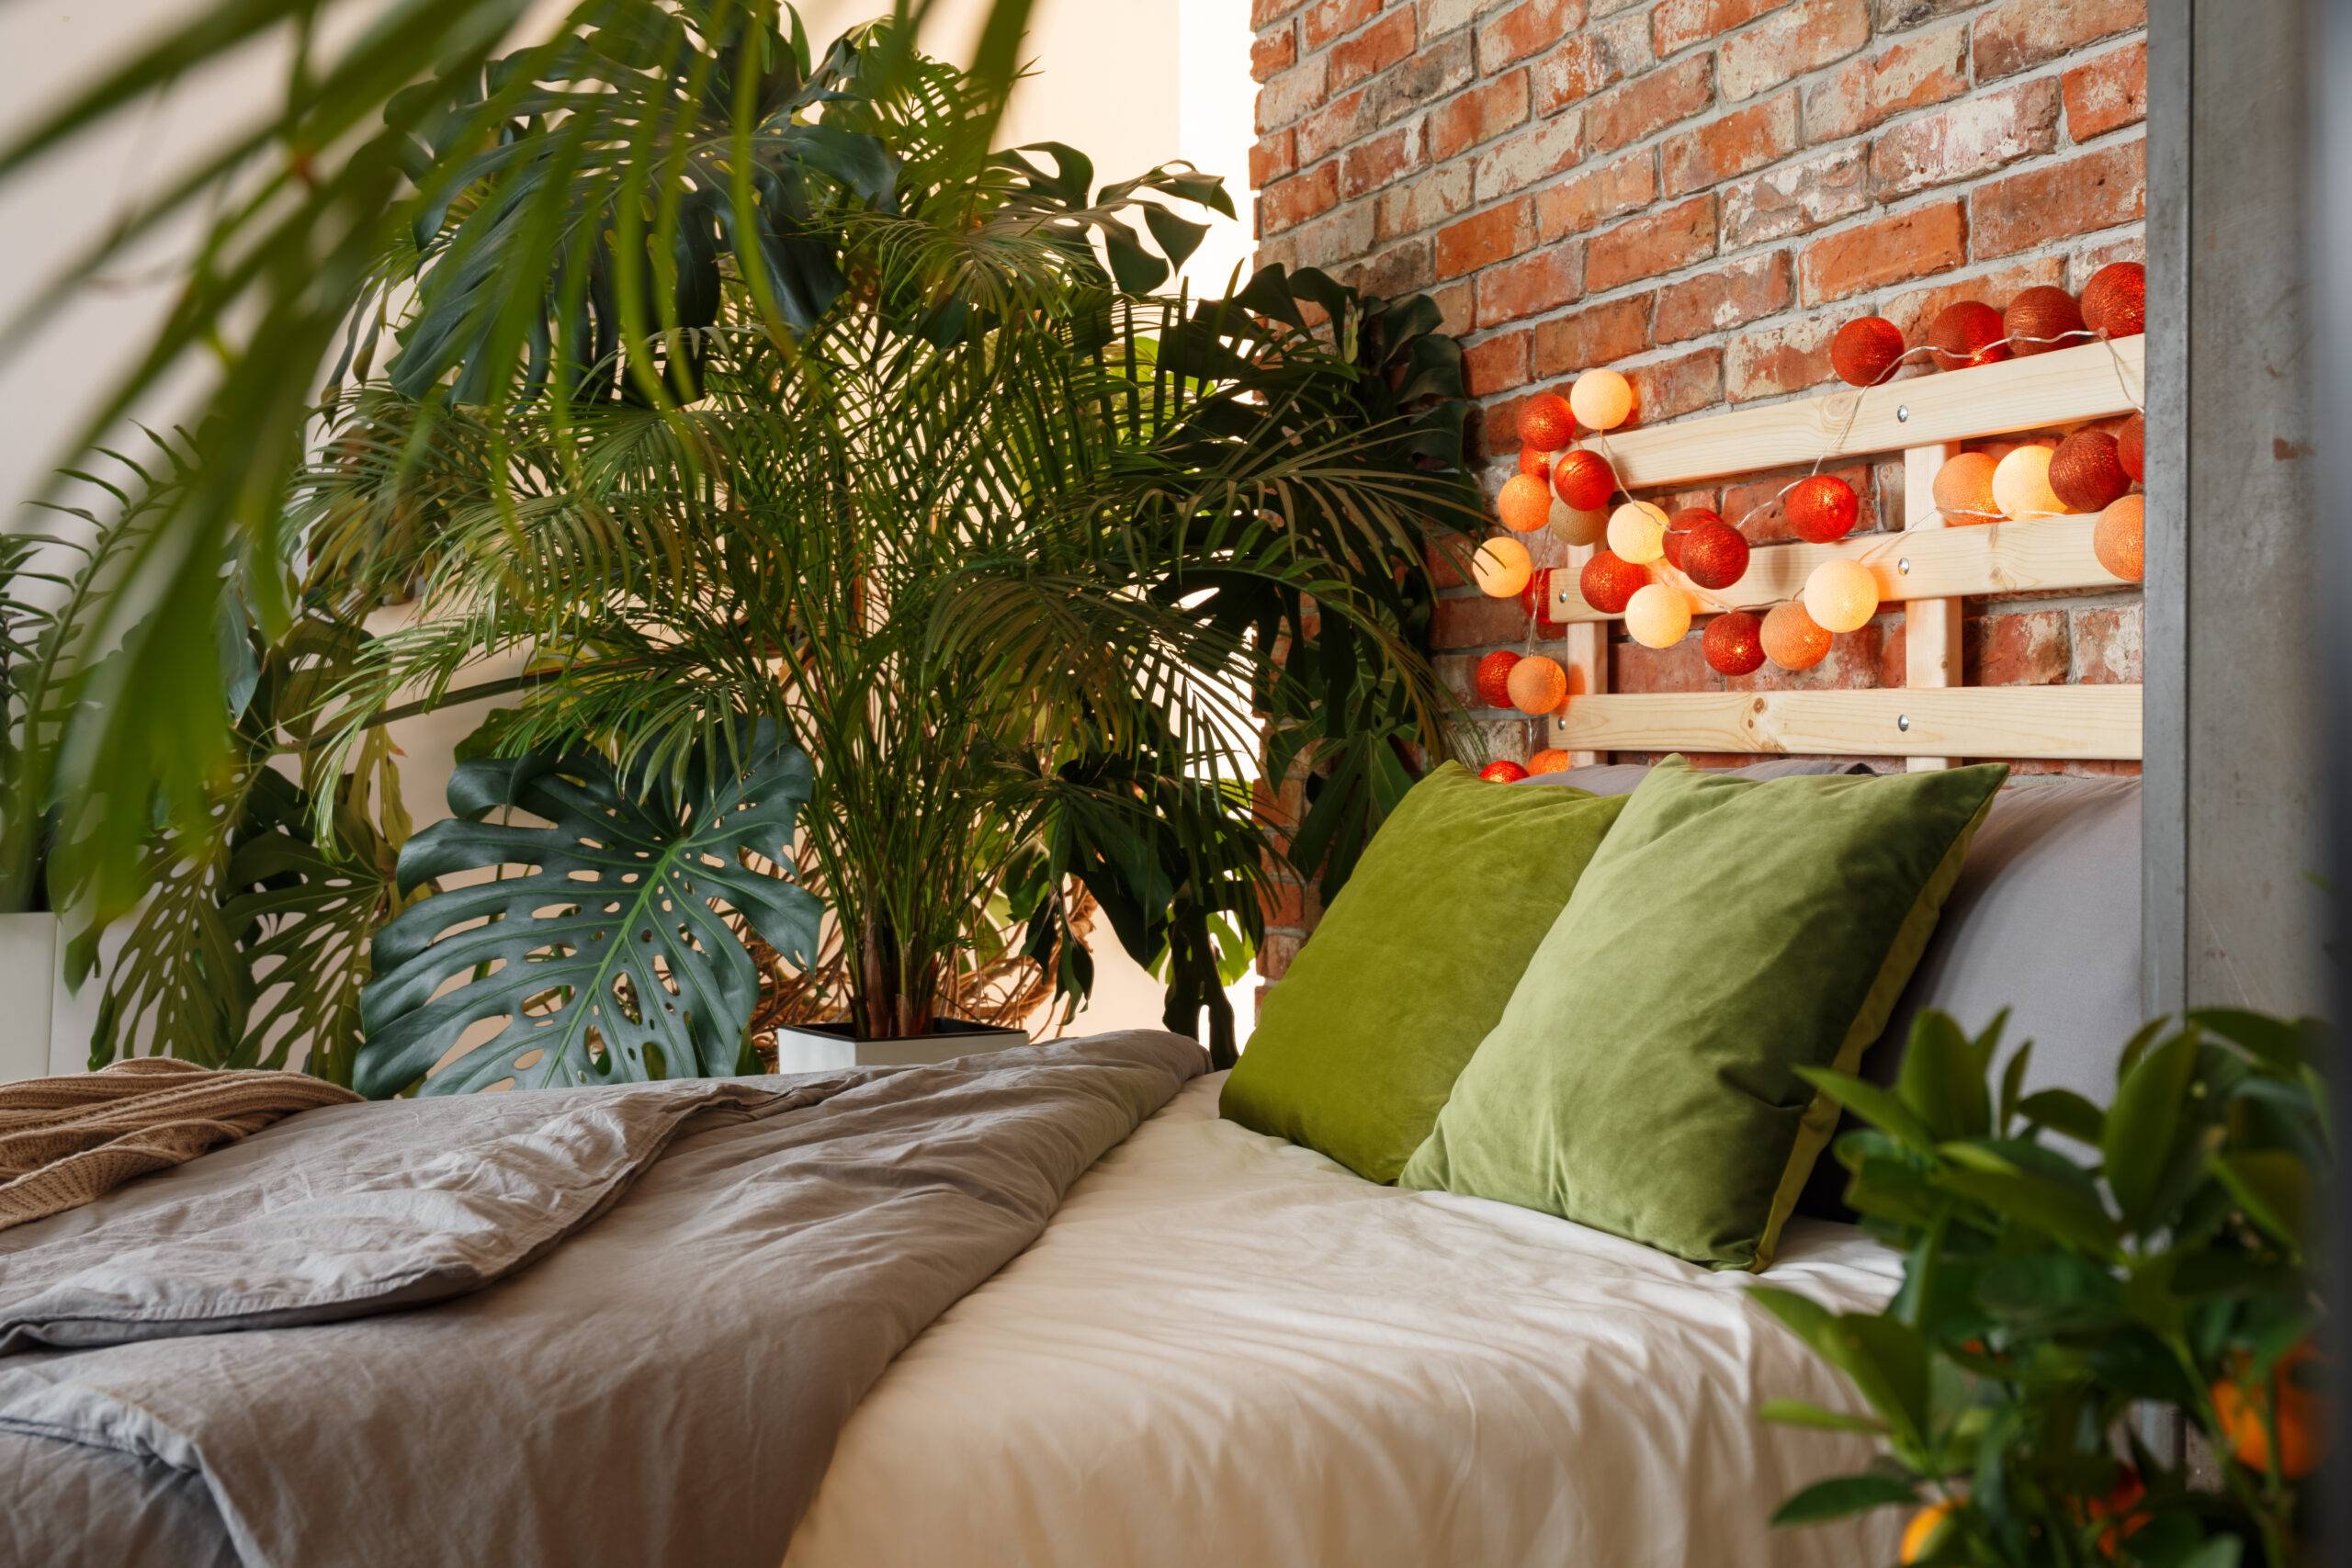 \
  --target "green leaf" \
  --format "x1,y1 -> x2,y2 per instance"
1798,1066 -> 1938,1151
1931,1166 -> 2120,1259
1898,1010 -> 1992,1141
1768,1473 -> 1919,1528
1976,1252 -> 2126,1335
357,722 -> 820,1096
2017,1088 -> 2107,1145
2105,1031 -> 2199,1229
1757,1399 -> 1889,1436
2211,1150 -> 2313,1249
